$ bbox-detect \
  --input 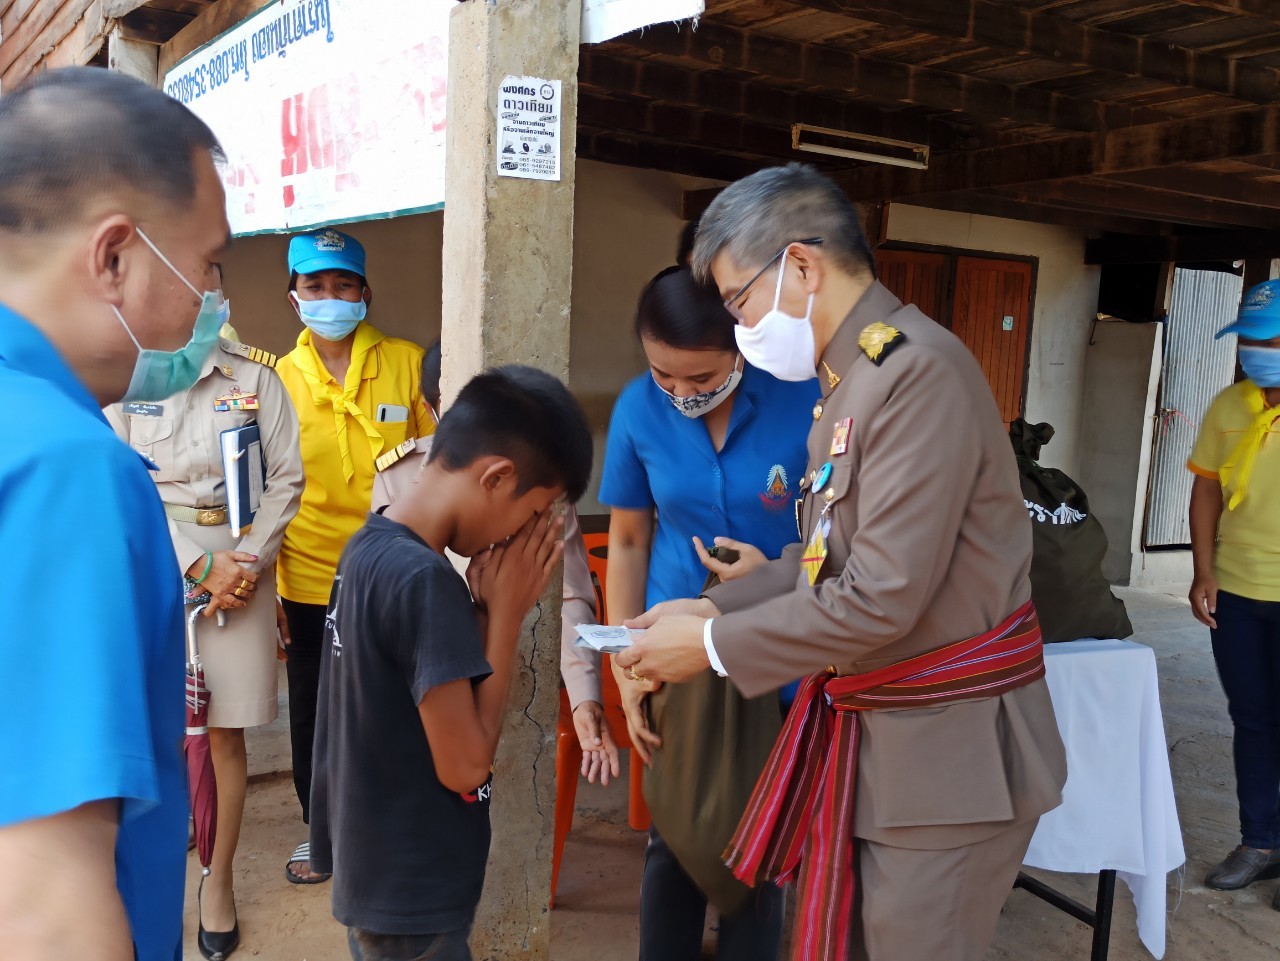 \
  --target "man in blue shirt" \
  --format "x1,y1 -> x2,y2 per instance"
0,69 -> 231,961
